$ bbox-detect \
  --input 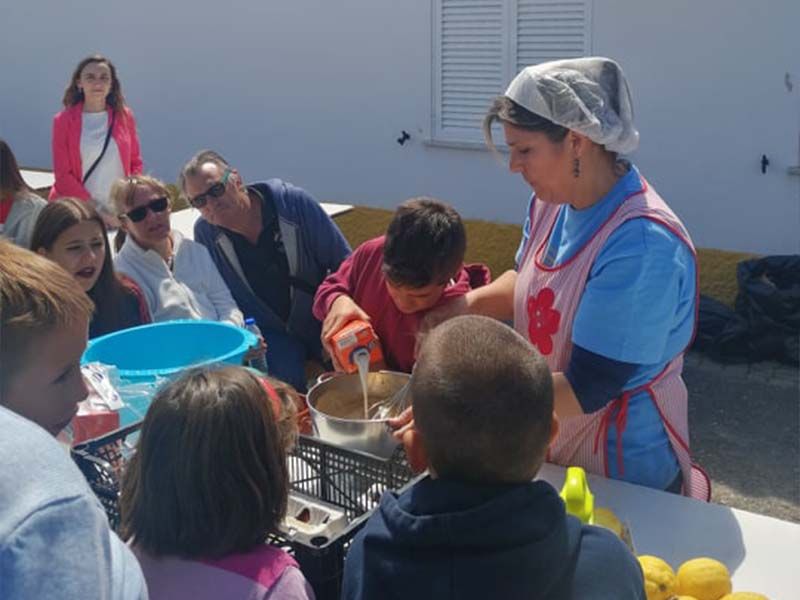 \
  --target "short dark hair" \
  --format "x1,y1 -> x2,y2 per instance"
411,315 -> 554,484
119,366 -> 291,559
482,96 -> 569,153
382,197 -> 466,288
177,149 -> 231,198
